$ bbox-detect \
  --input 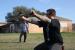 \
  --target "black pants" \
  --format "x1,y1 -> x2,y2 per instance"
19,32 -> 27,42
